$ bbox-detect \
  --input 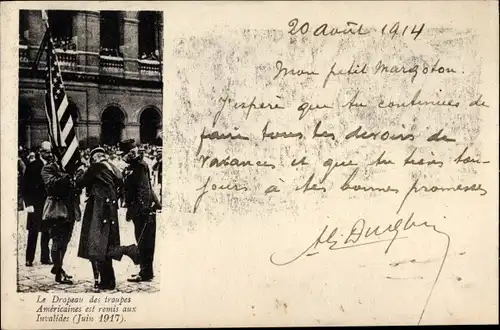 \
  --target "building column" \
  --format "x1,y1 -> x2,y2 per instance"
156,123 -> 162,140
158,14 -> 163,54
72,12 -> 85,52
123,124 -> 140,142
158,16 -> 163,77
121,11 -> 139,74
27,11 -> 46,62
73,11 -> 100,72
72,12 -> 86,72
85,12 -> 101,54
